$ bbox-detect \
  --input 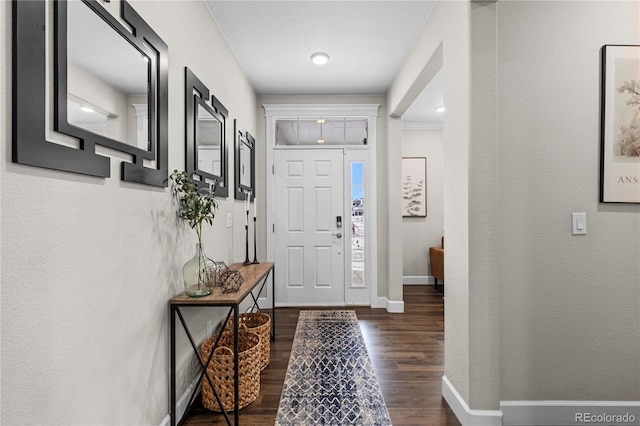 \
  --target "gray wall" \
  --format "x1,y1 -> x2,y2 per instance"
498,1 -> 640,401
